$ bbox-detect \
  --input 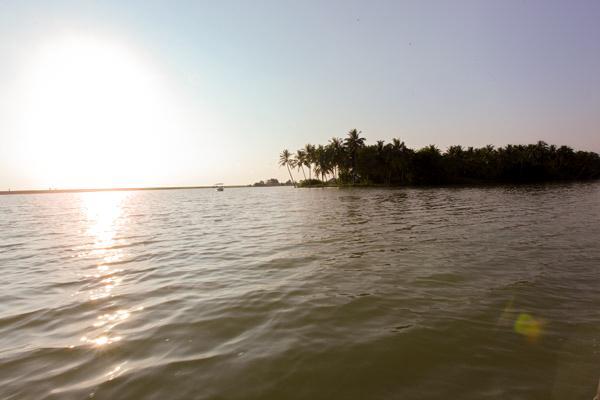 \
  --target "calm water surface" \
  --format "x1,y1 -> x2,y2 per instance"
1,184 -> 599,399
